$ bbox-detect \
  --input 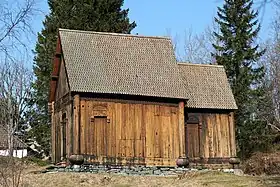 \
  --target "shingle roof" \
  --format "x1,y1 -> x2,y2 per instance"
178,63 -> 237,110
59,29 -> 188,99
0,126 -> 27,149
